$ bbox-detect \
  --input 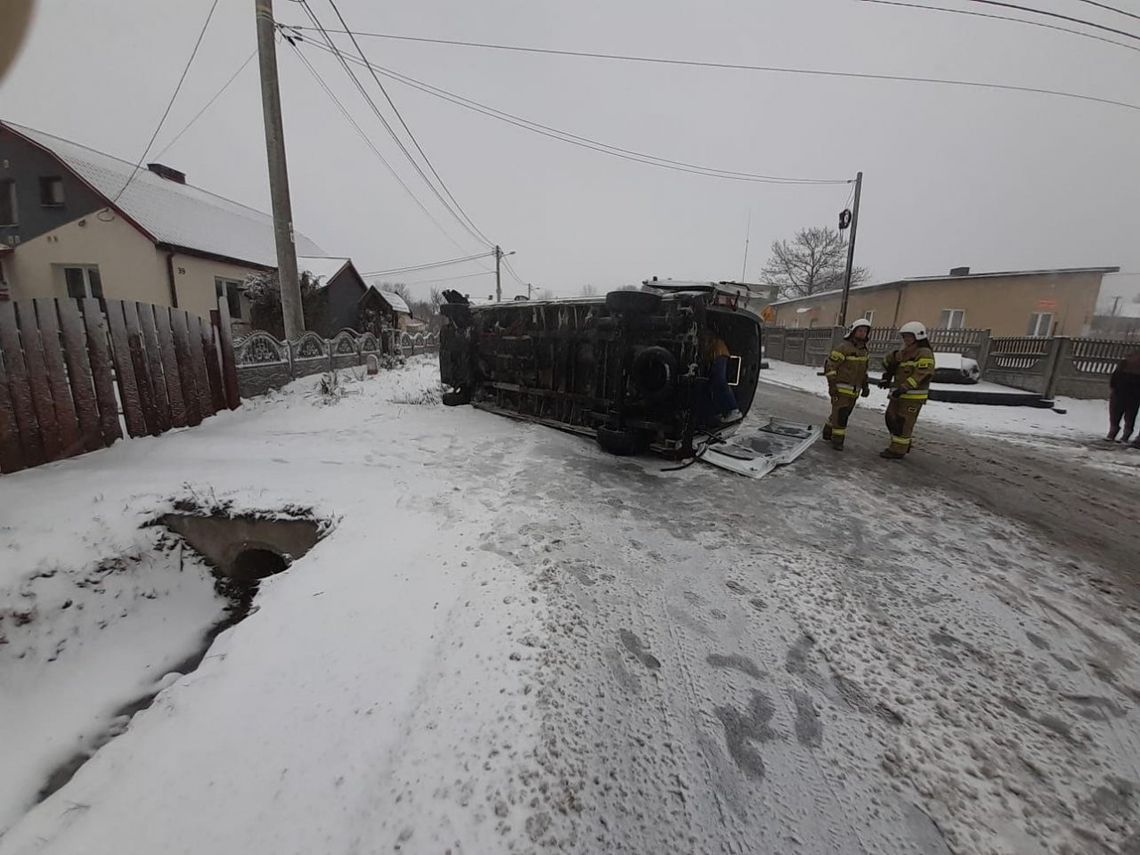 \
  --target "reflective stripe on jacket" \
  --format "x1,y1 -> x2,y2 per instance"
884,346 -> 935,394
824,339 -> 870,390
